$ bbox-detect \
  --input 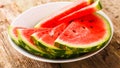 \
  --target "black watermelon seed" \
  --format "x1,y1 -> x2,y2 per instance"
82,26 -> 85,29
58,33 -> 60,35
72,30 -> 76,33
90,26 -> 93,28
89,20 -> 94,23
